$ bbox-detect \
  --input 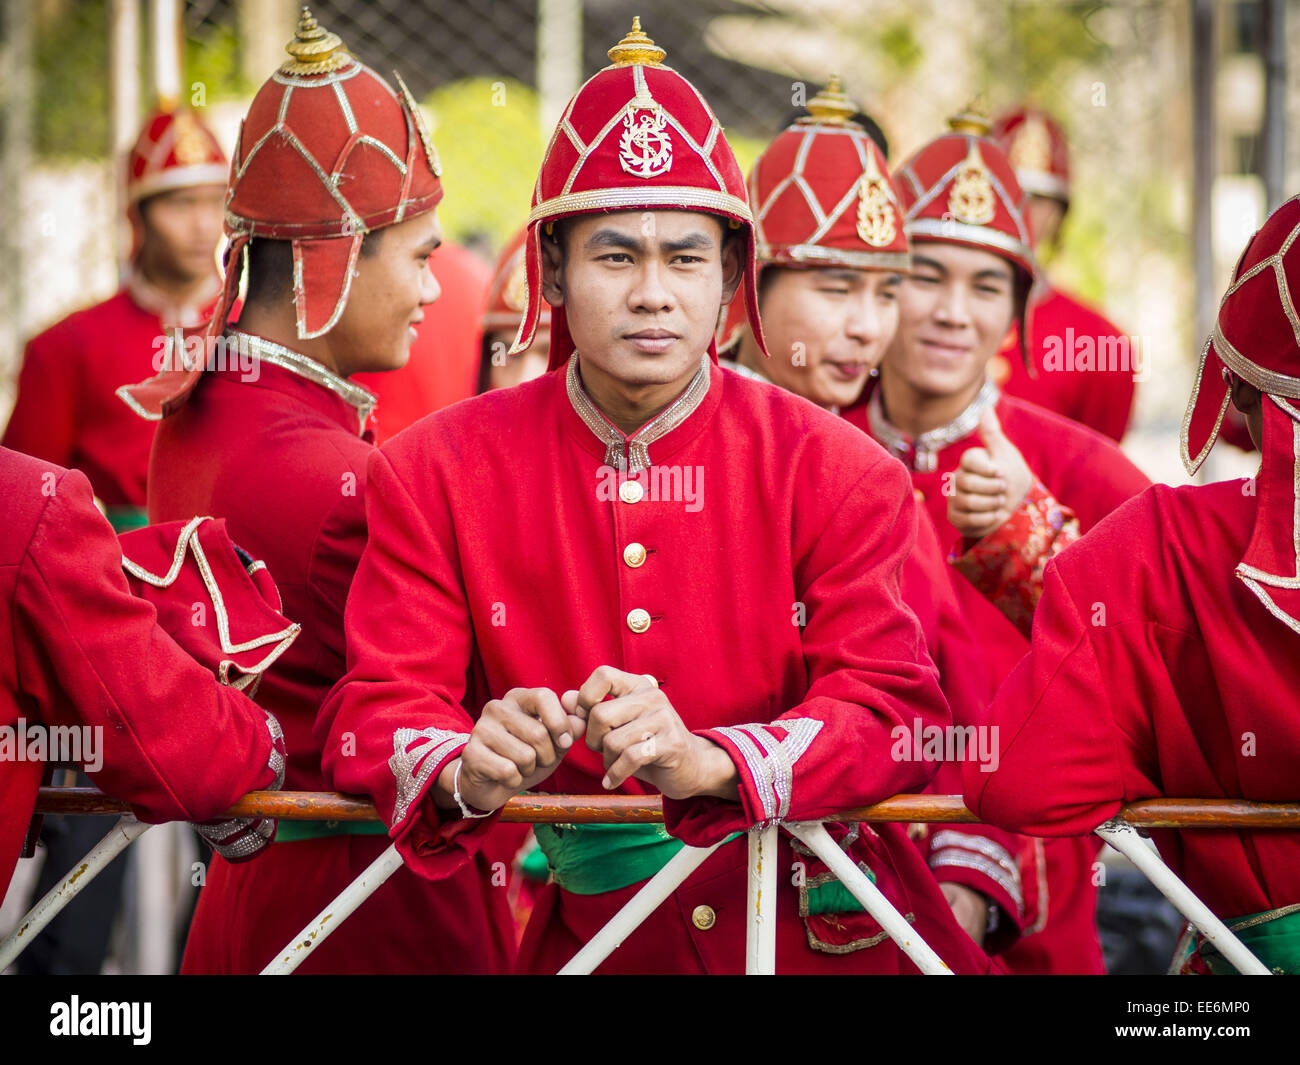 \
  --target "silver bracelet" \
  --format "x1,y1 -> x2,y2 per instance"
453,760 -> 493,820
